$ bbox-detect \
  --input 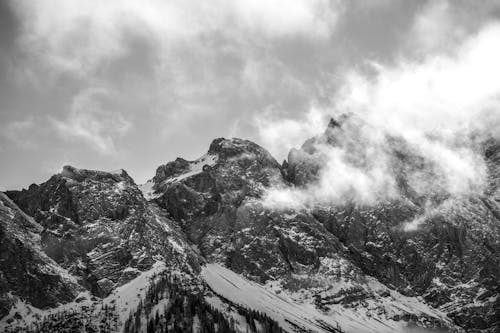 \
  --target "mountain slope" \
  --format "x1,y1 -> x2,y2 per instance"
0,192 -> 80,320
